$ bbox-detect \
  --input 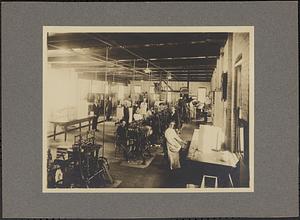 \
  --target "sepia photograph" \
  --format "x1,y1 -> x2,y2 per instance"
43,26 -> 254,192
2,2 -> 298,218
